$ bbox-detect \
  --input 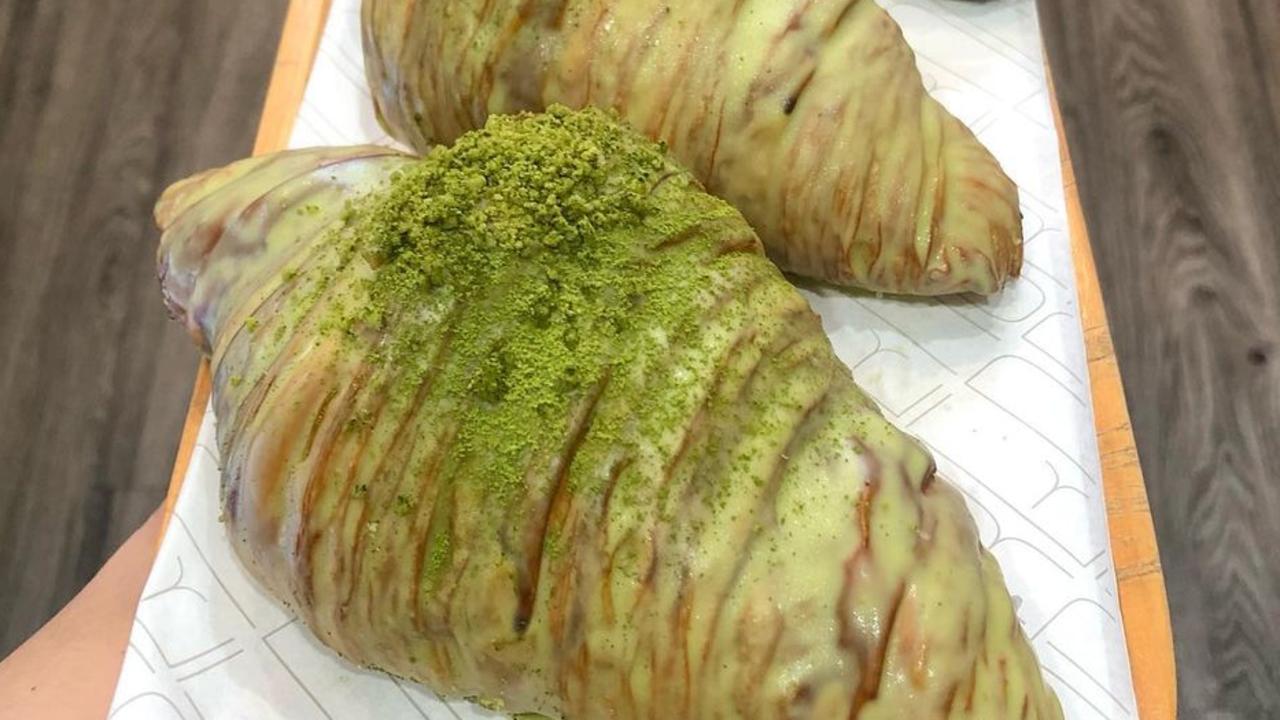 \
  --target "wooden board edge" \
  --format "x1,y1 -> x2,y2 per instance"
1052,91 -> 1179,719
159,363 -> 210,532
252,0 -> 334,156
159,0 -> 333,539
